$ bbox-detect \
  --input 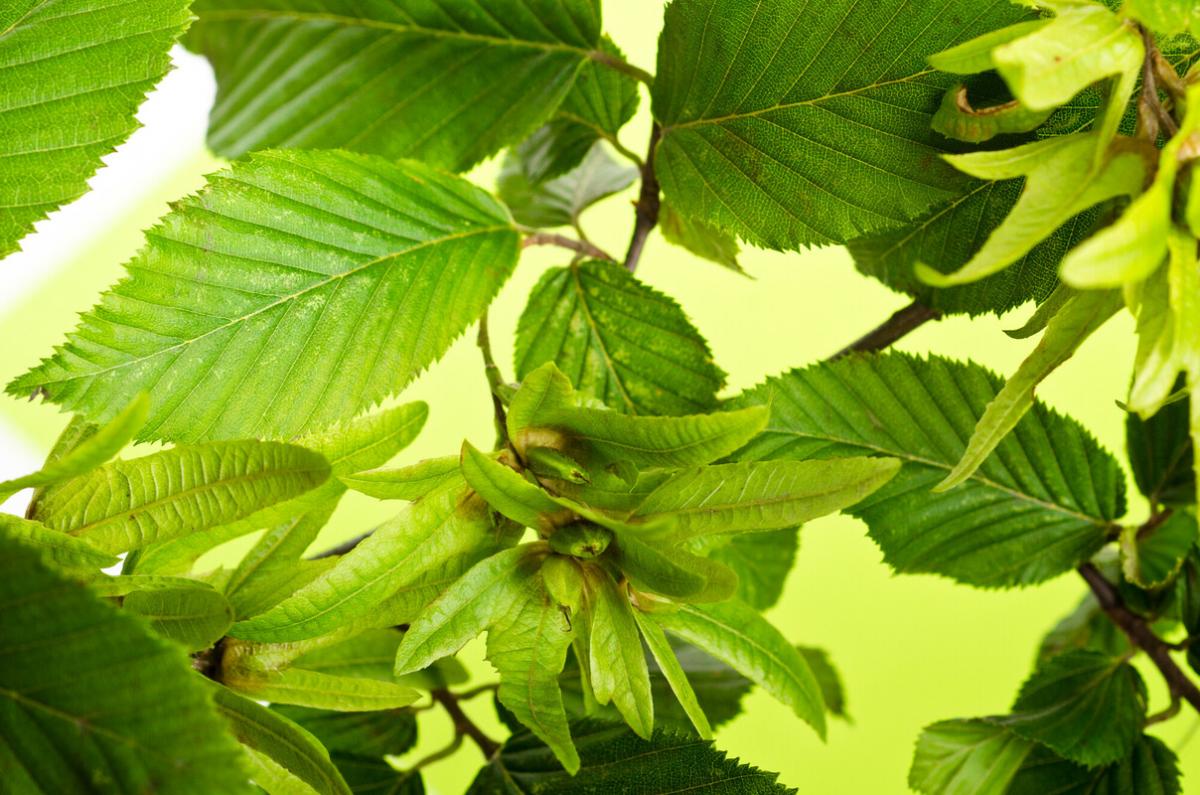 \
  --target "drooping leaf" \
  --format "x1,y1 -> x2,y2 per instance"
991,650 -> 1147,767
652,0 -> 1031,249
499,143 -> 636,229
1121,511 -> 1198,589
629,458 -> 900,539
731,353 -> 1126,587
0,0 -> 191,258
703,529 -> 799,611
1127,388 -> 1196,507
341,457 -> 463,502
796,646 -> 849,721
659,201 -> 743,273
9,151 -> 519,442
0,535 -> 252,794
30,440 -> 328,554
651,600 -> 826,738
588,571 -> 653,739
187,0 -> 603,171
937,288 -> 1122,490
1007,735 -> 1182,795
233,484 -> 496,642
514,259 -> 725,416
632,610 -> 712,739
468,720 -> 793,794
0,513 -> 117,573
224,667 -> 421,712
212,684 -> 353,795
1037,593 -> 1130,665
909,720 -> 1033,795
460,442 -> 566,531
